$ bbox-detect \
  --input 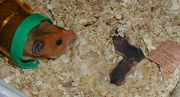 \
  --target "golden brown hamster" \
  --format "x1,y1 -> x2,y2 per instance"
22,21 -> 77,60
